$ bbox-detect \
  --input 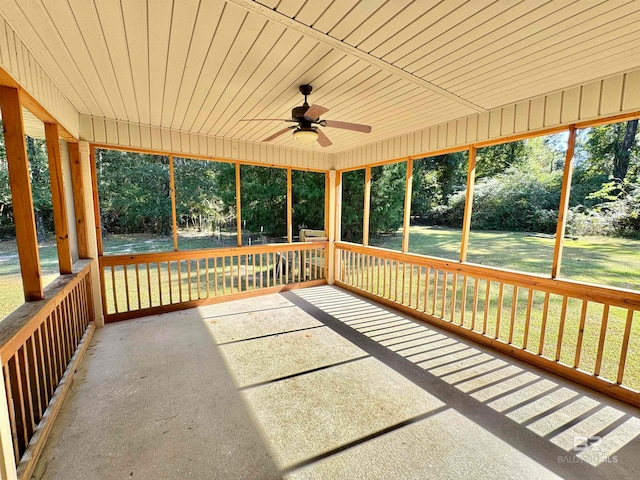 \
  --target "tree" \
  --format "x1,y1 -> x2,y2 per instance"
292,170 -> 325,233
370,162 -> 405,237
585,120 -> 639,182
